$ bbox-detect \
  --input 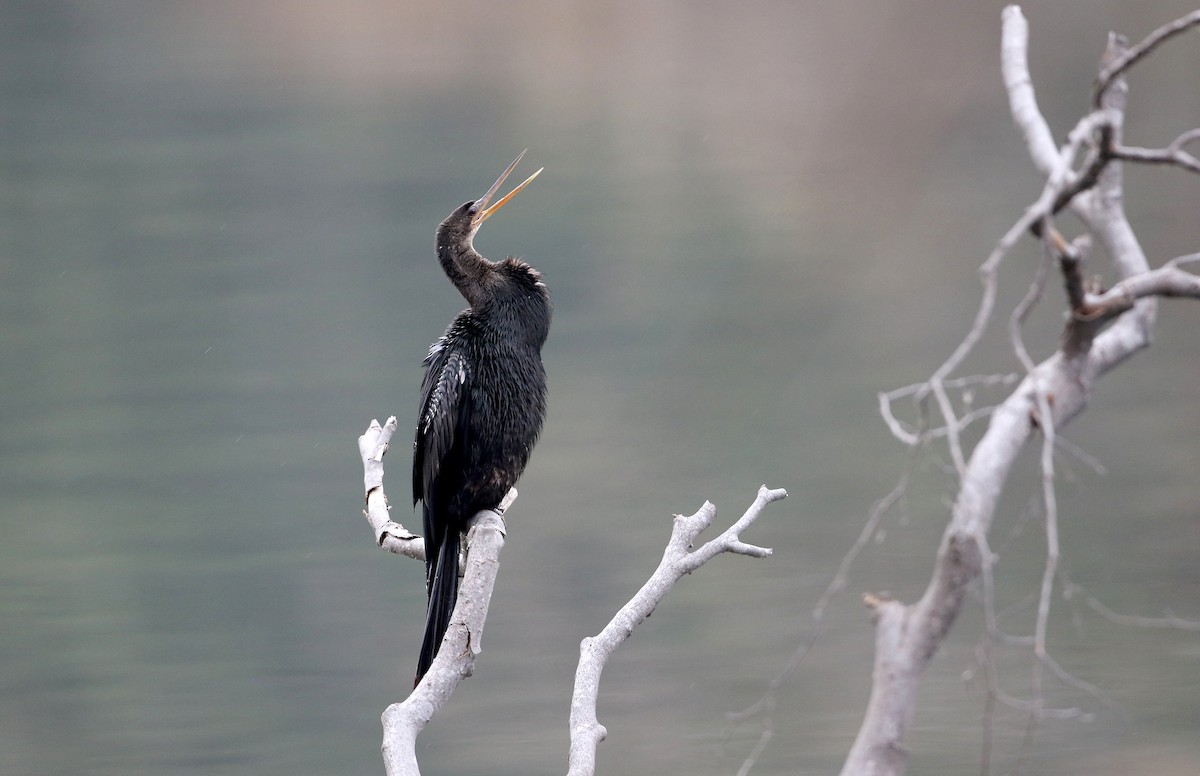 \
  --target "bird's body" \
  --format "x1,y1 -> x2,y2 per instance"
412,154 -> 549,684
